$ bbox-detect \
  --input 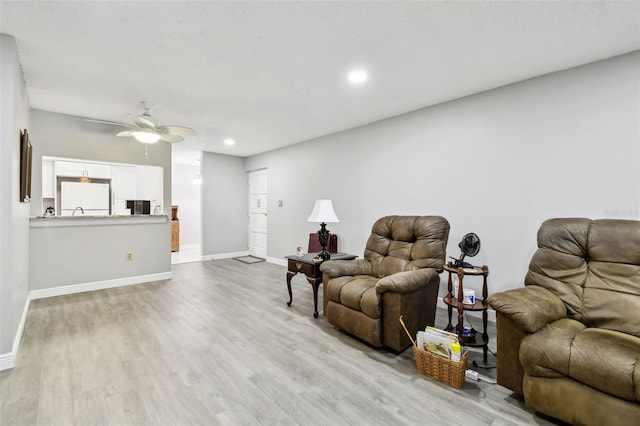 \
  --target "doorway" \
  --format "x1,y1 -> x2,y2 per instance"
248,169 -> 267,259
170,153 -> 203,265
